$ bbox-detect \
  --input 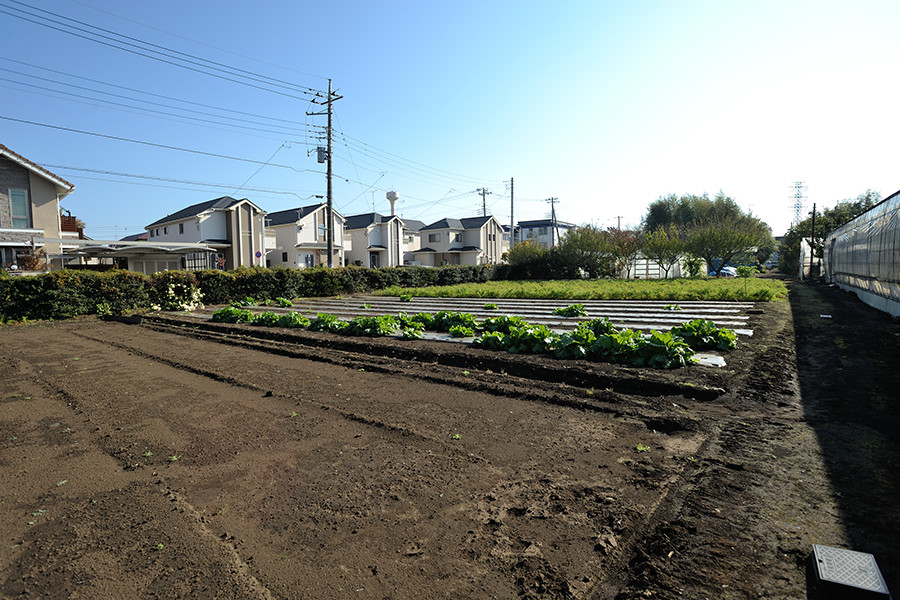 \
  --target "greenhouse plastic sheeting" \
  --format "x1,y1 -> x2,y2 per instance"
824,189 -> 900,316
